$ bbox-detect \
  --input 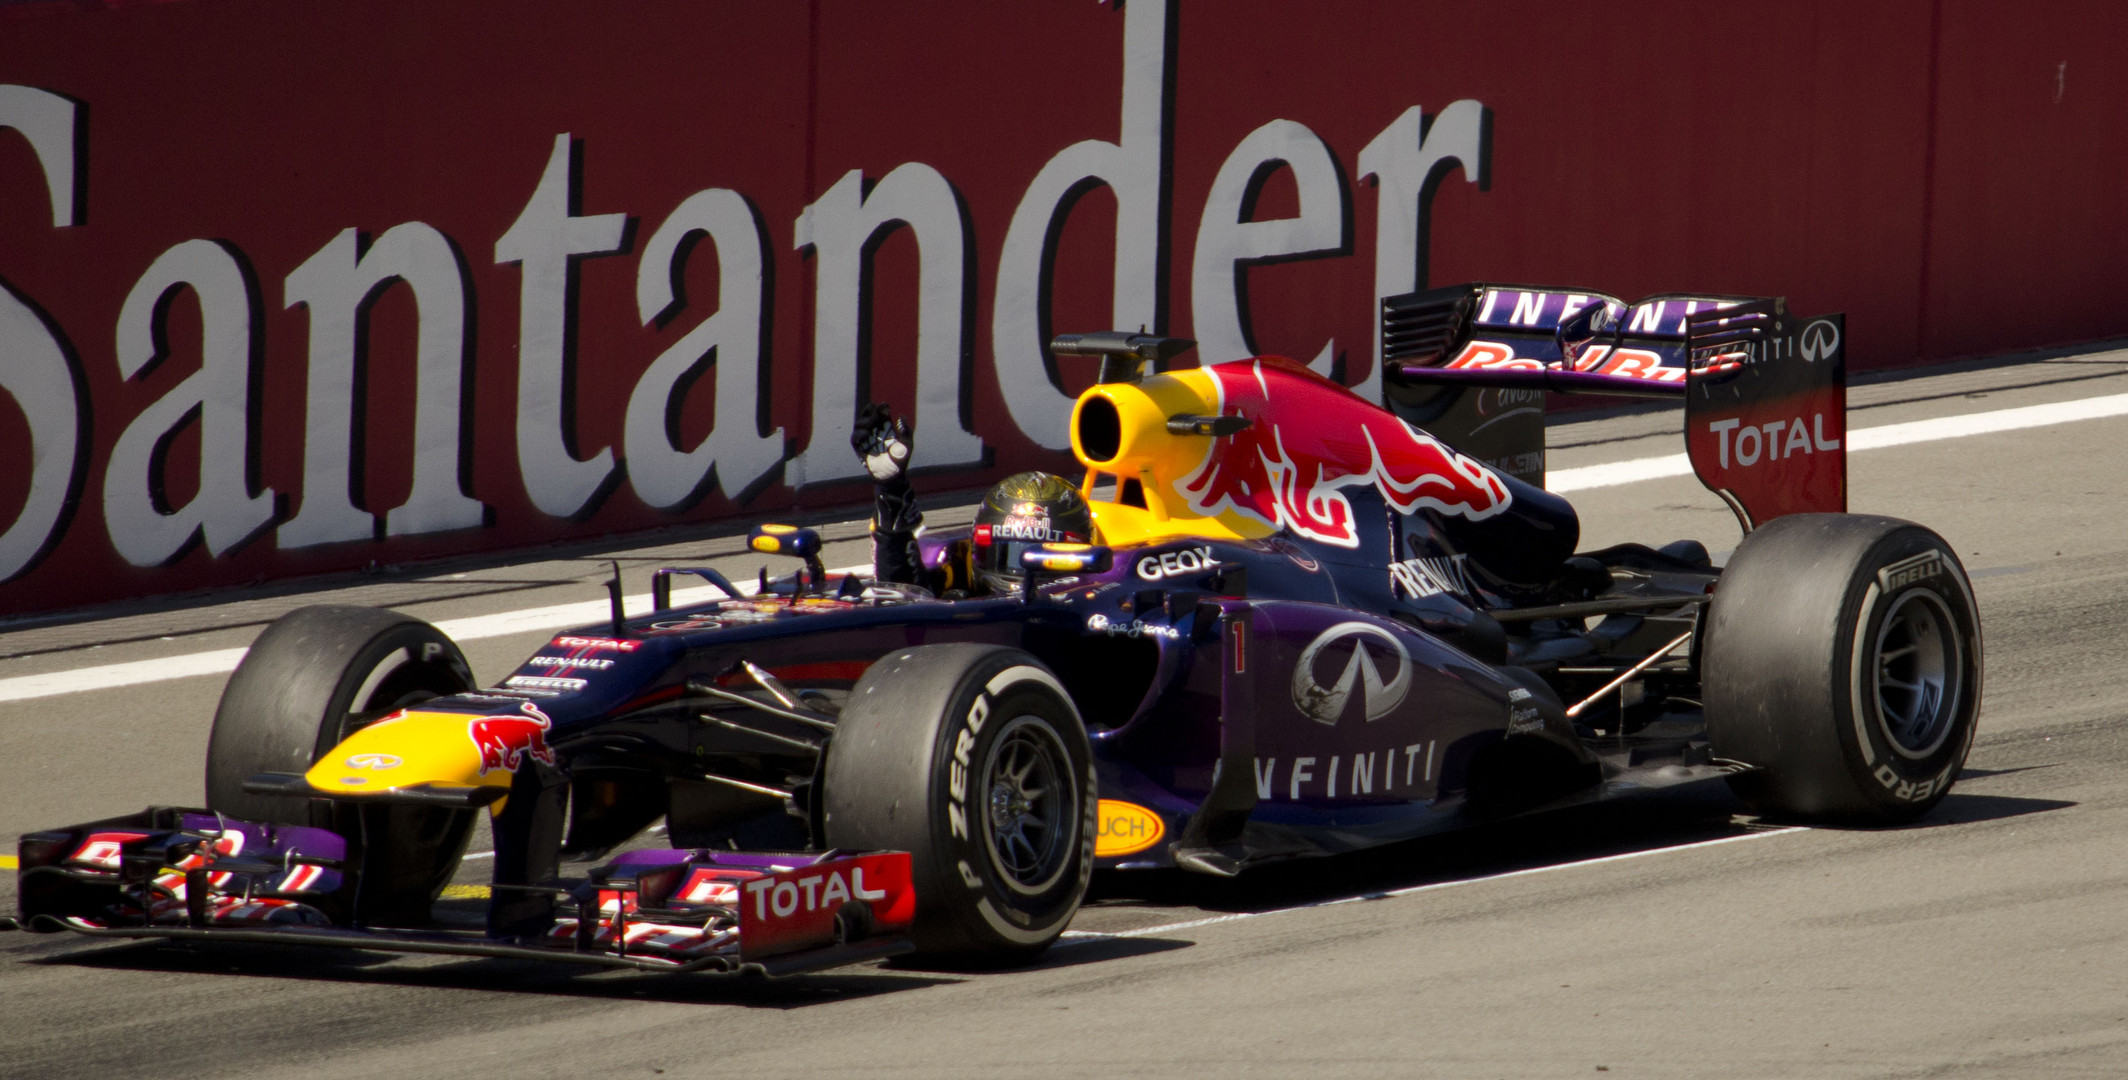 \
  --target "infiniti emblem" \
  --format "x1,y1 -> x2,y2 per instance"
344,753 -> 403,770
1798,319 -> 1840,363
1291,621 -> 1412,726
